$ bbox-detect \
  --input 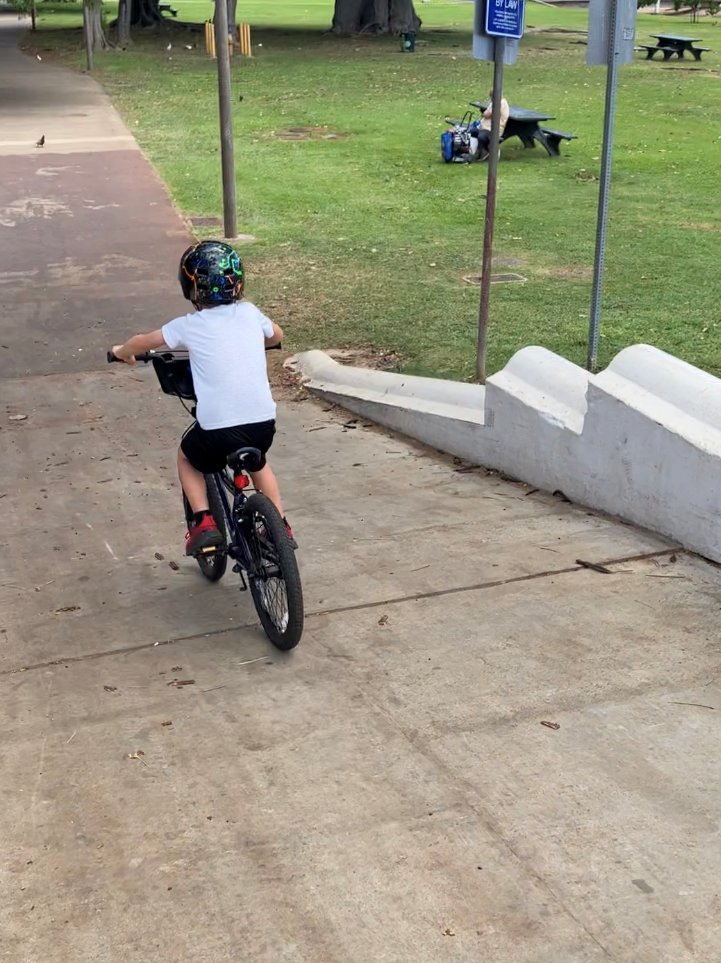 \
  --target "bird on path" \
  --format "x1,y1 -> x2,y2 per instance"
35,135 -> 45,148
